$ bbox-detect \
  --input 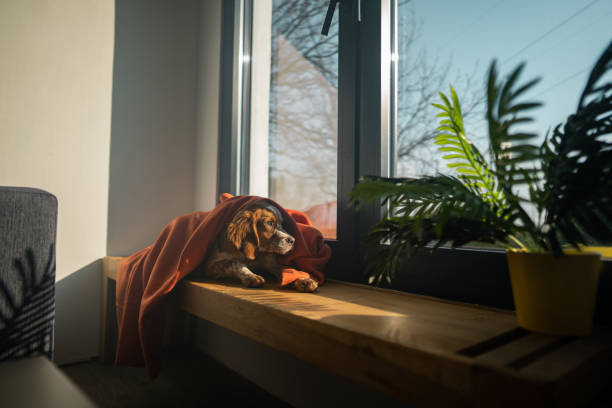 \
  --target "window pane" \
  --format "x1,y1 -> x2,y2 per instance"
393,0 -> 612,246
395,0 -> 611,177
267,0 -> 338,239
